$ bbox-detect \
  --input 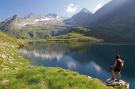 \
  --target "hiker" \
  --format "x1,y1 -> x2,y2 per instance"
111,54 -> 124,81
